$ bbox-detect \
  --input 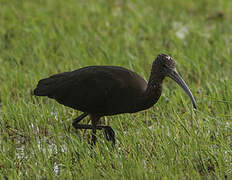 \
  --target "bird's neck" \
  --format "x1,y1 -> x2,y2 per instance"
144,75 -> 164,105
135,67 -> 165,111
147,66 -> 165,87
